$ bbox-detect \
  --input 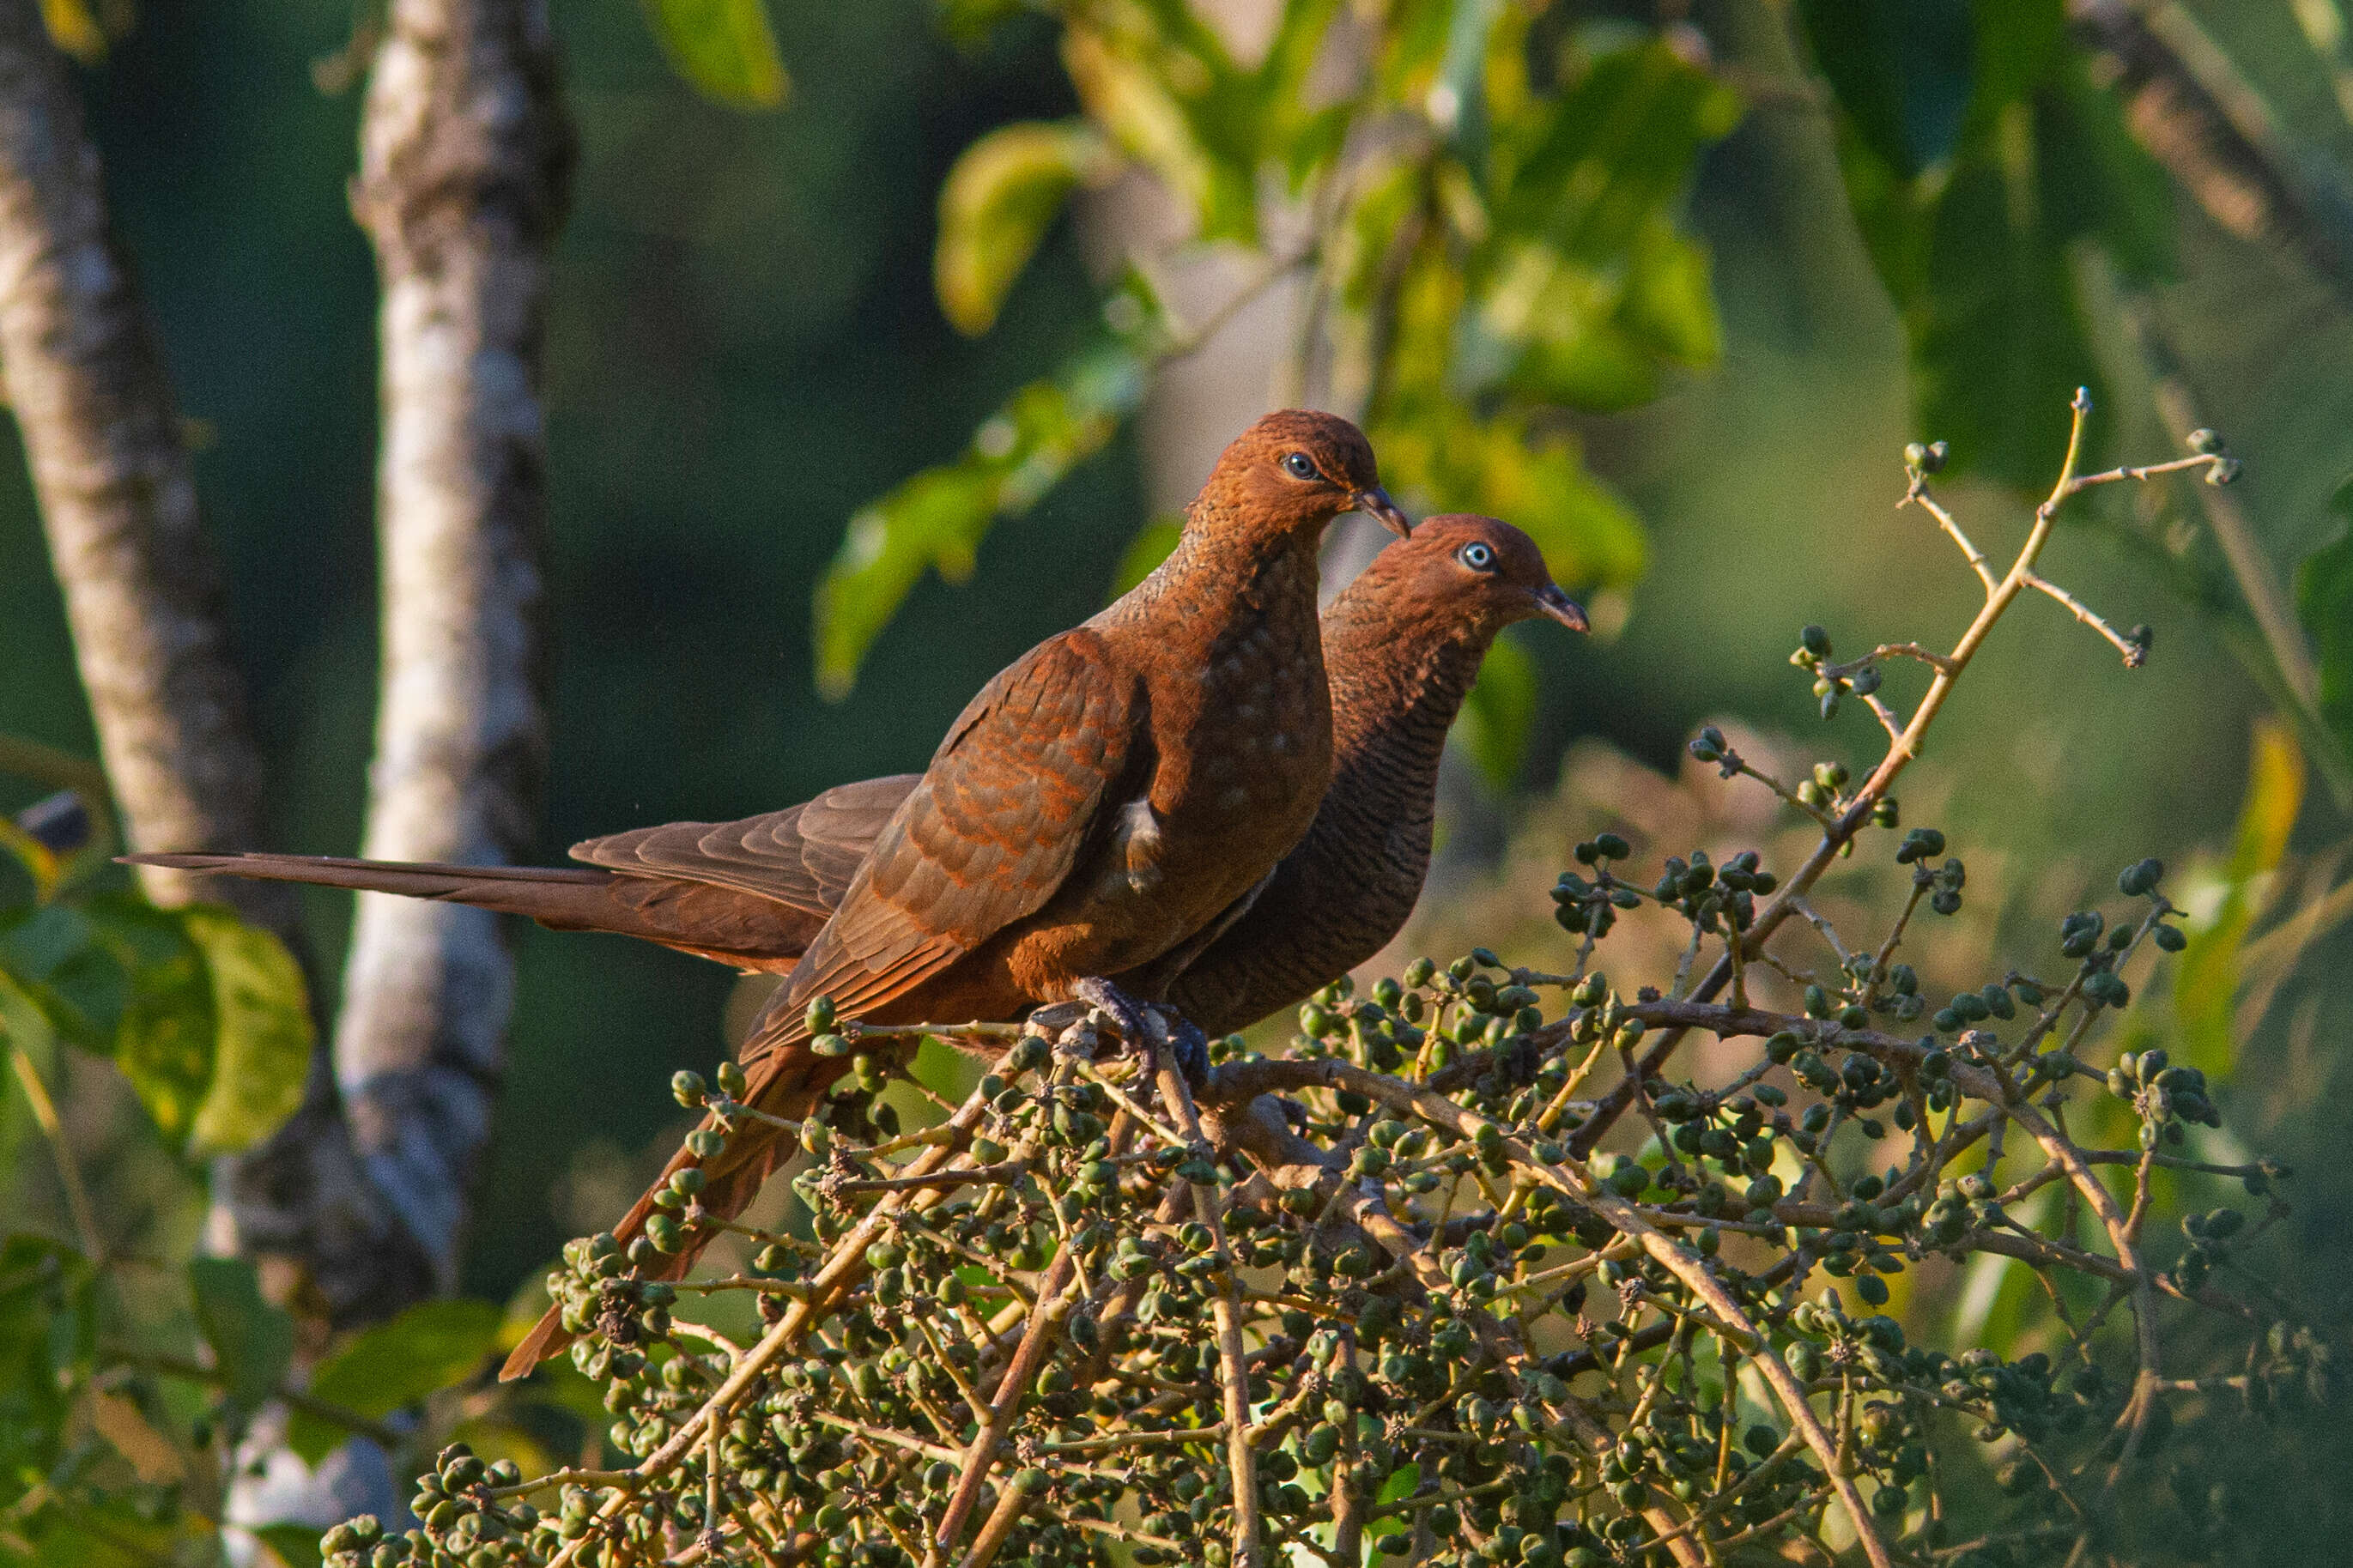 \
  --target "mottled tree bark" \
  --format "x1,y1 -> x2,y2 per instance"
336,0 -> 570,1293
0,0 -> 294,938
